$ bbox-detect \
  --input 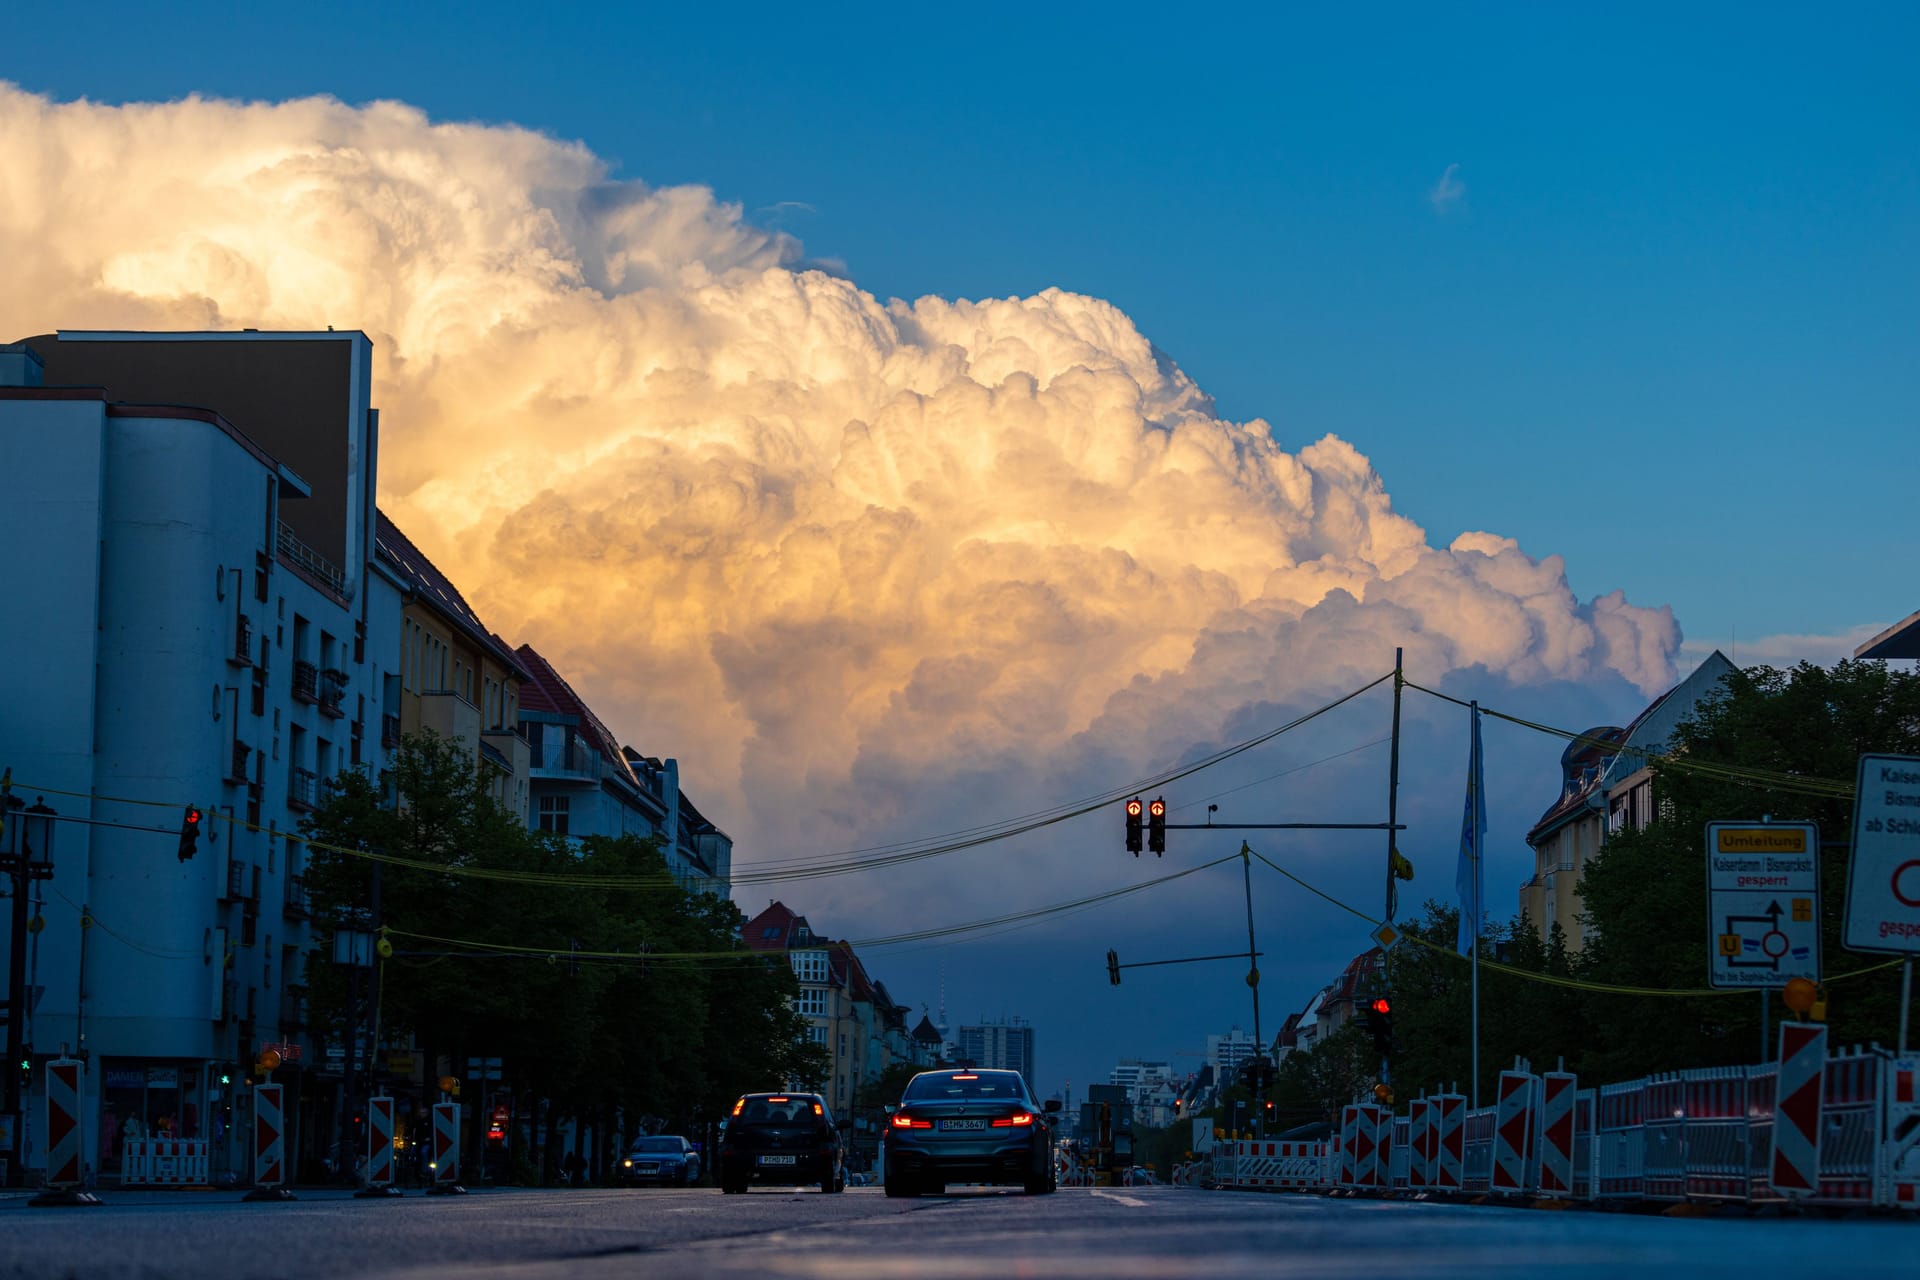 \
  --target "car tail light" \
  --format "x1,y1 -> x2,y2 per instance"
767,1096 -> 790,1103
731,1099 -> 745,1117
952,1074 -> 979,1081
990,1112 -> 1036,1128
812,1102 -> 823,1116
891,1114 -> 932,1129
